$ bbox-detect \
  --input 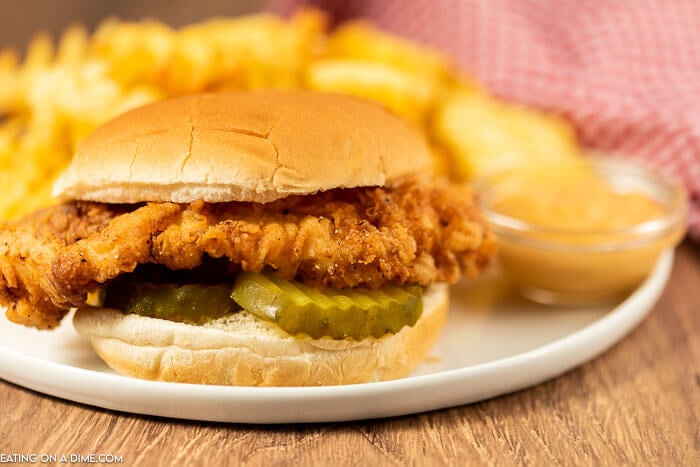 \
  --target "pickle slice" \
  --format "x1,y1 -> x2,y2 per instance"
104,279 -> 239,324
231,272 -> 423,339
